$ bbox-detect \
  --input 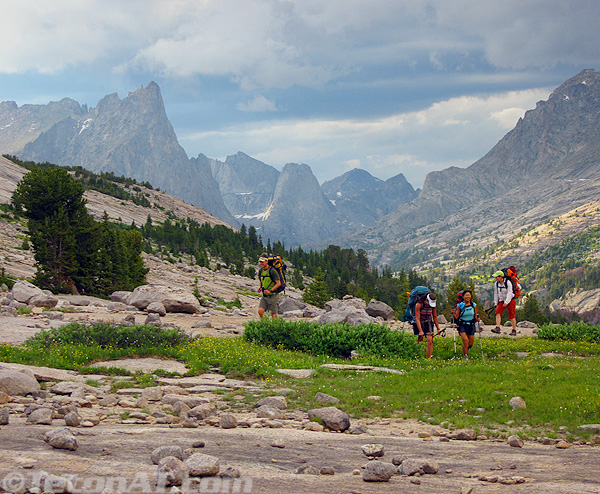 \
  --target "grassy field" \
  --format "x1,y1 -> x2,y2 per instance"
1,321 -> 599,442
